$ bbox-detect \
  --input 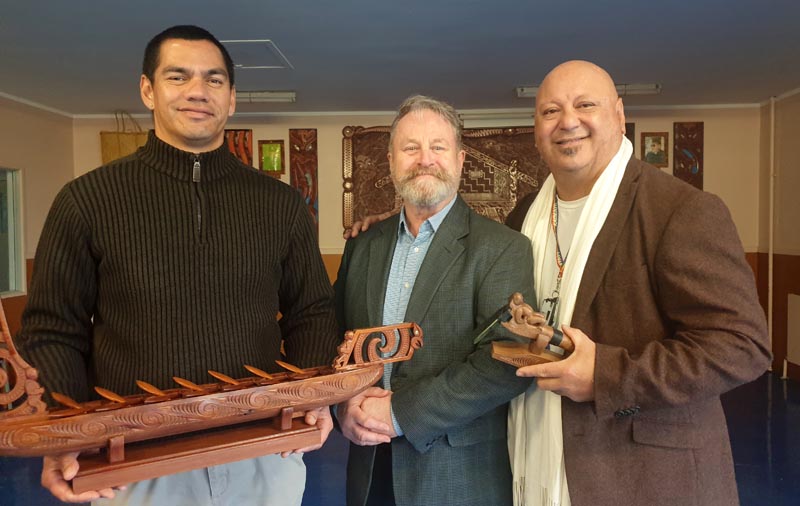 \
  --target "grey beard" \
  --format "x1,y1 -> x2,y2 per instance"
394,171 -> 459,208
